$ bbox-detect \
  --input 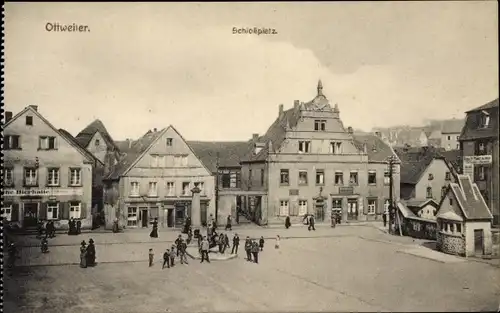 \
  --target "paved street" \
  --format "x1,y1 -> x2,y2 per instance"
4,224 -> 500,312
